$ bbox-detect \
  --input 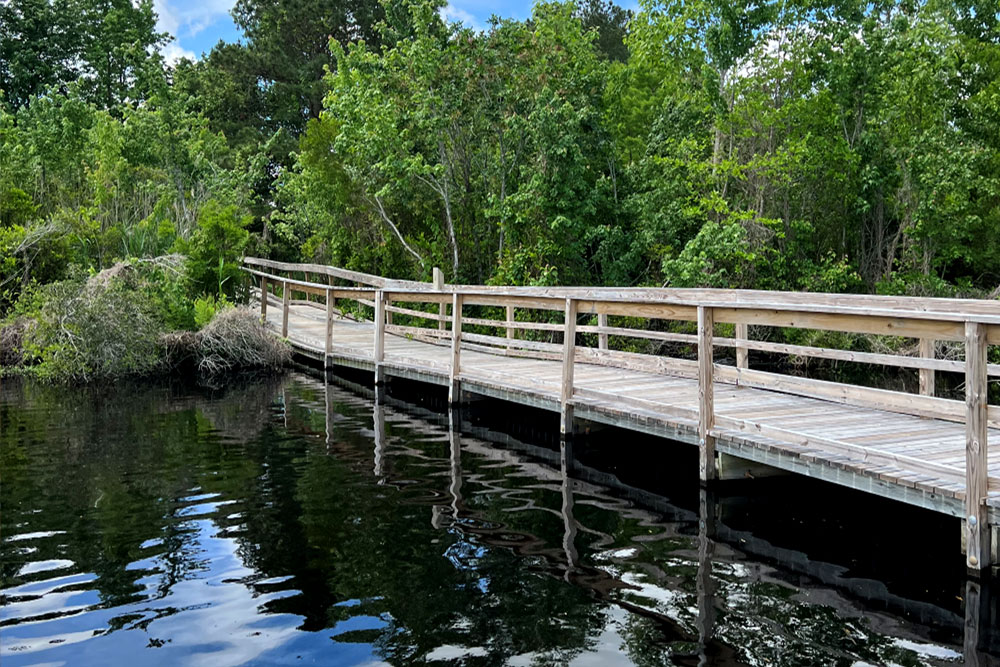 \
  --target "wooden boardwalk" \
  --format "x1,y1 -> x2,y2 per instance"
244,258 -> 1000,570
